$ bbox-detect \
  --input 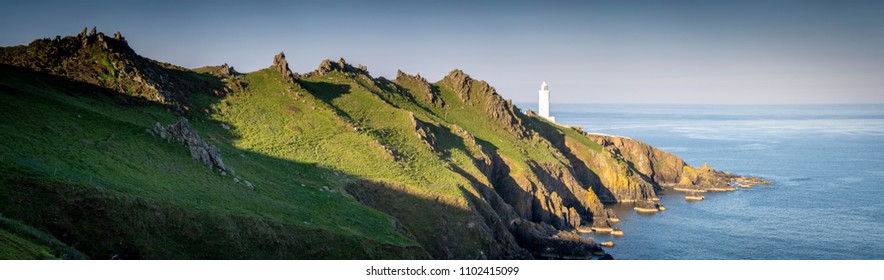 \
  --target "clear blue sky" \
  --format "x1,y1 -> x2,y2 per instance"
2,0 -> 883,104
